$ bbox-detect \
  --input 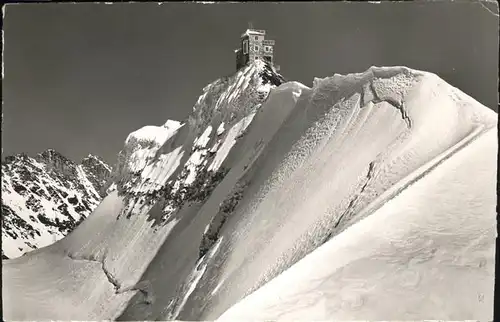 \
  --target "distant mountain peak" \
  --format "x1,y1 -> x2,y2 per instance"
82,154 -> 112,171
1,149 -> 112,259
36,148 -> 69,160
83,153 -> 103,160
3,152 -> 30,164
